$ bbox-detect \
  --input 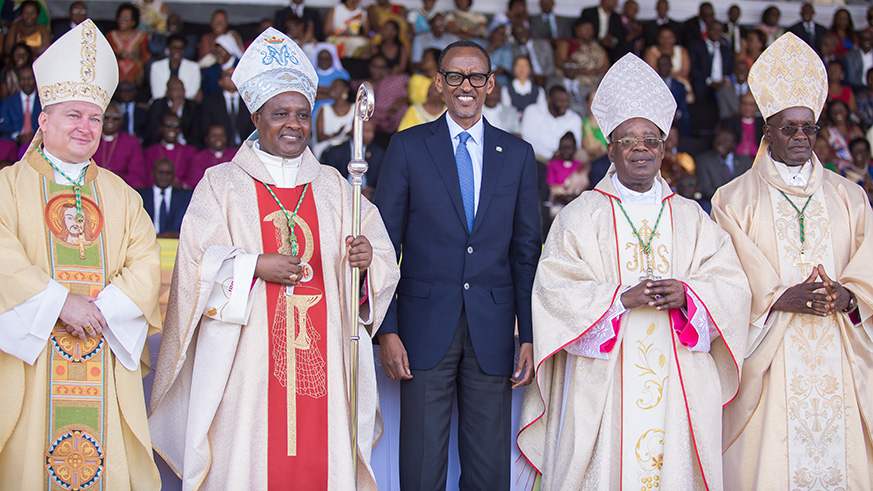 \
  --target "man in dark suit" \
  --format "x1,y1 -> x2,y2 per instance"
0,65 -> 40,146
580,0 -> 627,62
273,0 -> 323,41
145,77 -> 200,147
788,3 -> 829,55
643,0 -> 681,47
689,21 -> 733,132
136,158 -> 193,238
52,1 -> 88,40
374,40 -> 540,490
321,119 -> 384,196
199,67 -> 254,147
656,53 -> 692,136
844,28 -> 873,90
696,128 -> 752,203
115,81 -> 148,141
683,2 -> 714,45
529,0 -> 573,44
